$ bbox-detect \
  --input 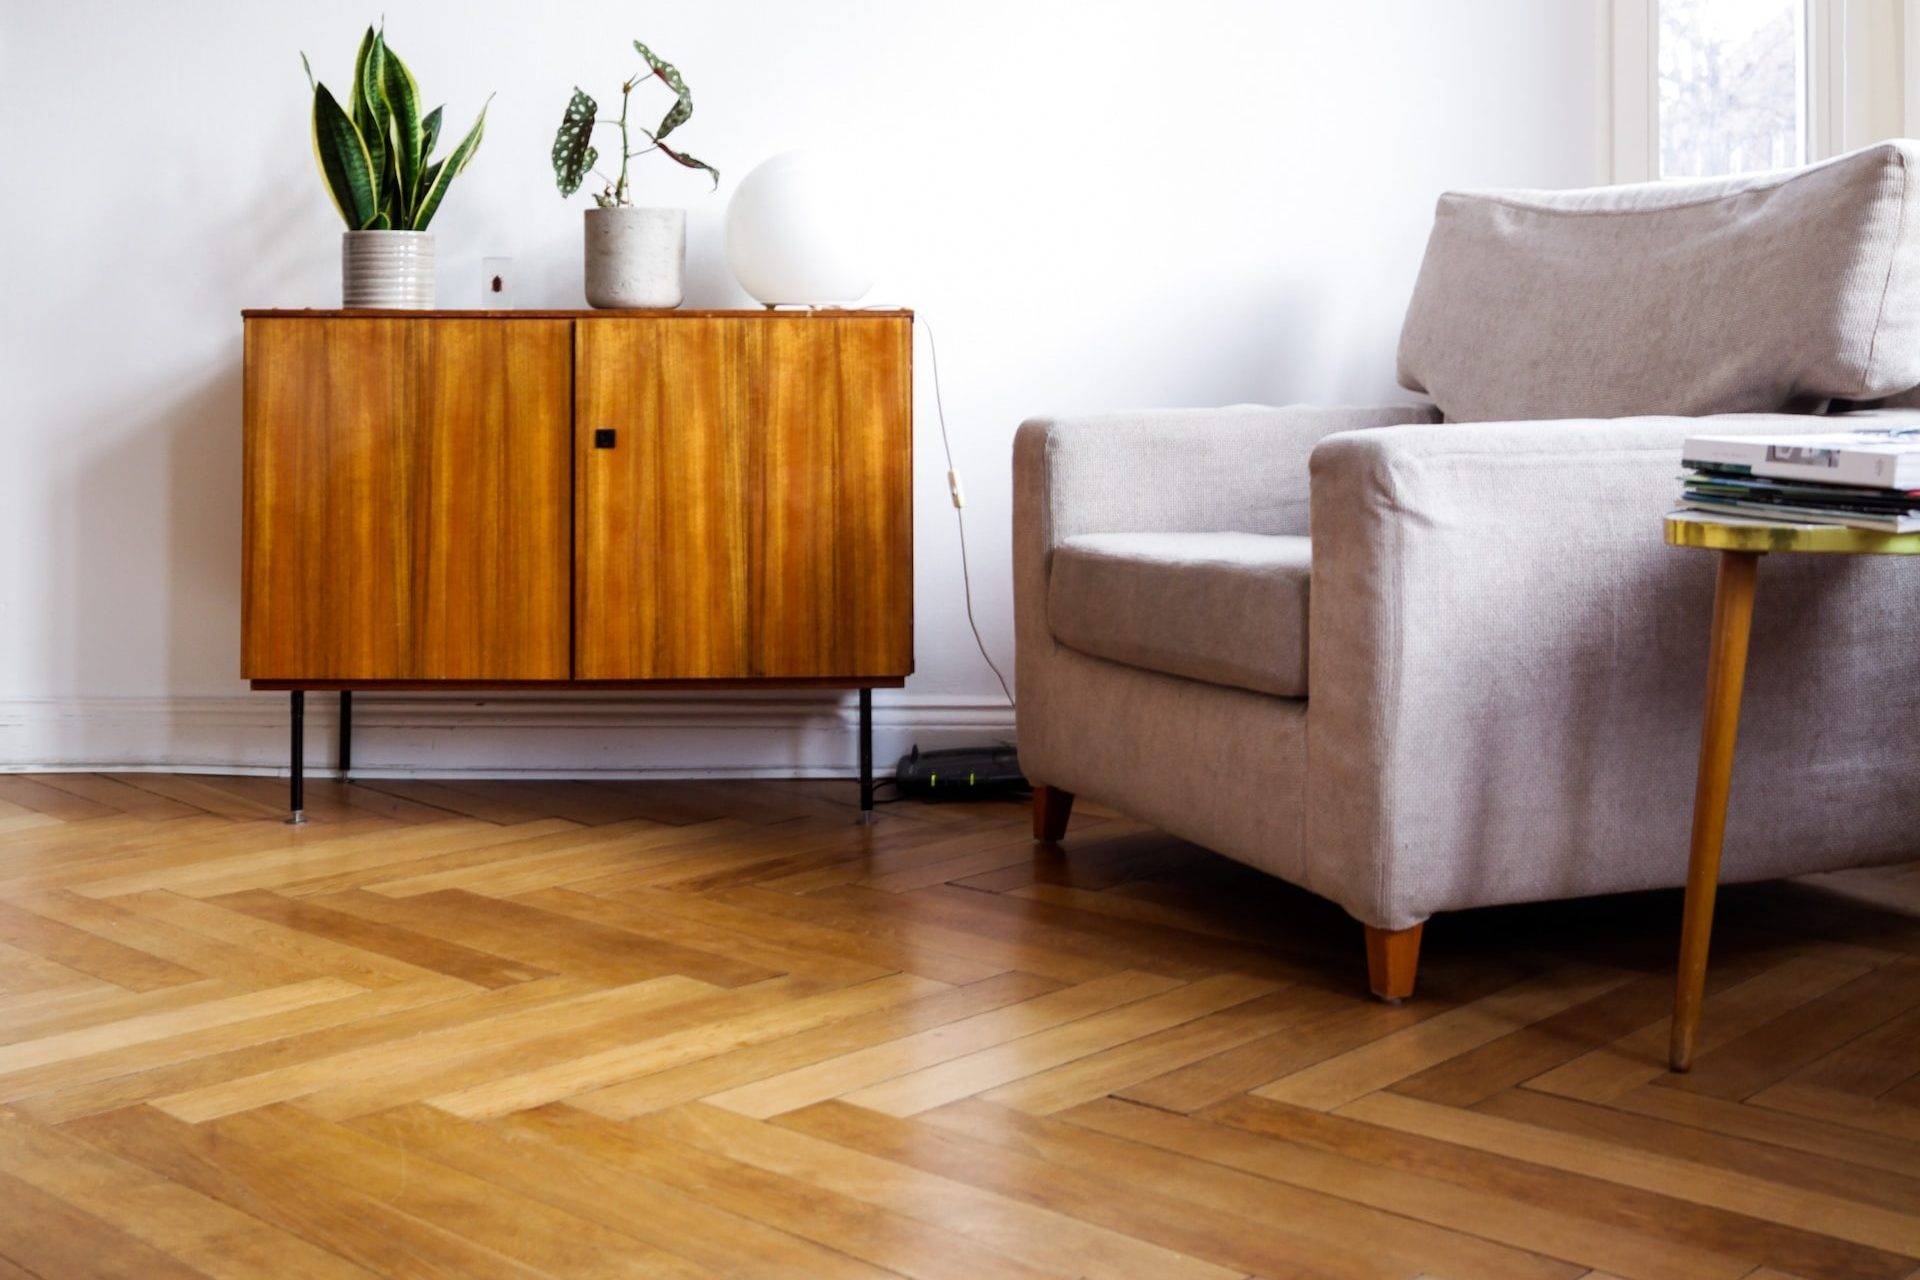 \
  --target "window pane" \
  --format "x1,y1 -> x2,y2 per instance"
1658,0 -> 1804,178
